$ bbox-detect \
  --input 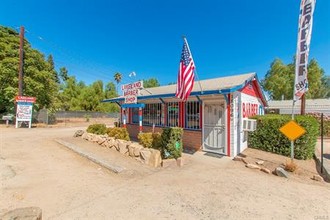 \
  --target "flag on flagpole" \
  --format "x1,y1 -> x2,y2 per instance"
293,0 -> 316,102
175,37 -> 195,101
